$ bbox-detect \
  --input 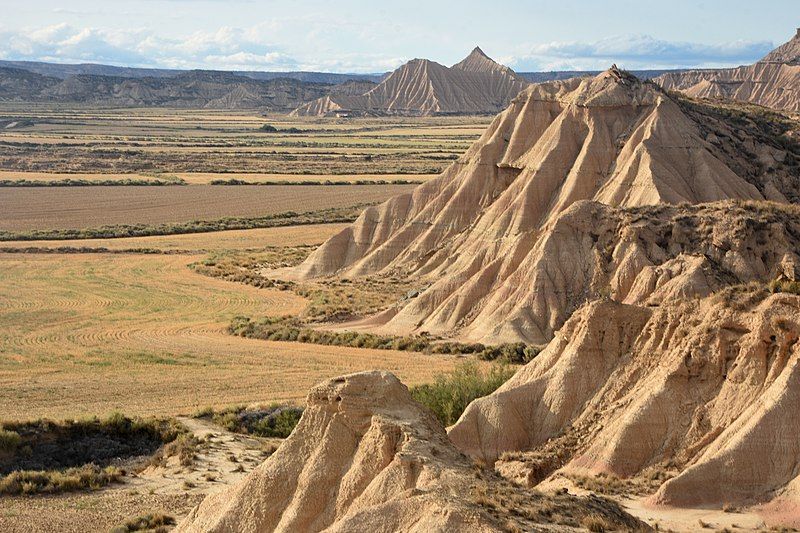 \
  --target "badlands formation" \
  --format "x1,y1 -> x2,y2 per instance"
291,47 -> 530,116
184,68 -> 800,530
291,68 -> 800,344
177,372 -> 648,532
656,29 -> 800,112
